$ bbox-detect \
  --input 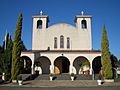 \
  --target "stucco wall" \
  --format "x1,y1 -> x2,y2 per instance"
32,15 -> 92,50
